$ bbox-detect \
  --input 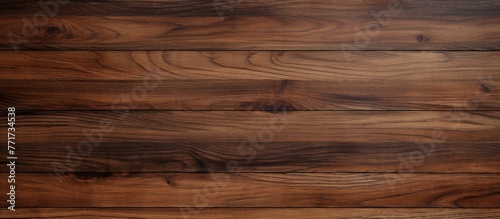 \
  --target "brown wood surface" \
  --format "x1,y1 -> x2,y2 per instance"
2,111 -> 498,173
4,208 -> 500,219
1,173 -> 499,208
2,51 -> 499,81
1,16 -> 499,50
1,0 -> 500,217
2,0 -> 499,50
2,0 -> 498,17
1,79 -> 497,110
1,51 -> 498,110
12,141 -> 500,173
10,111 -> 500,144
